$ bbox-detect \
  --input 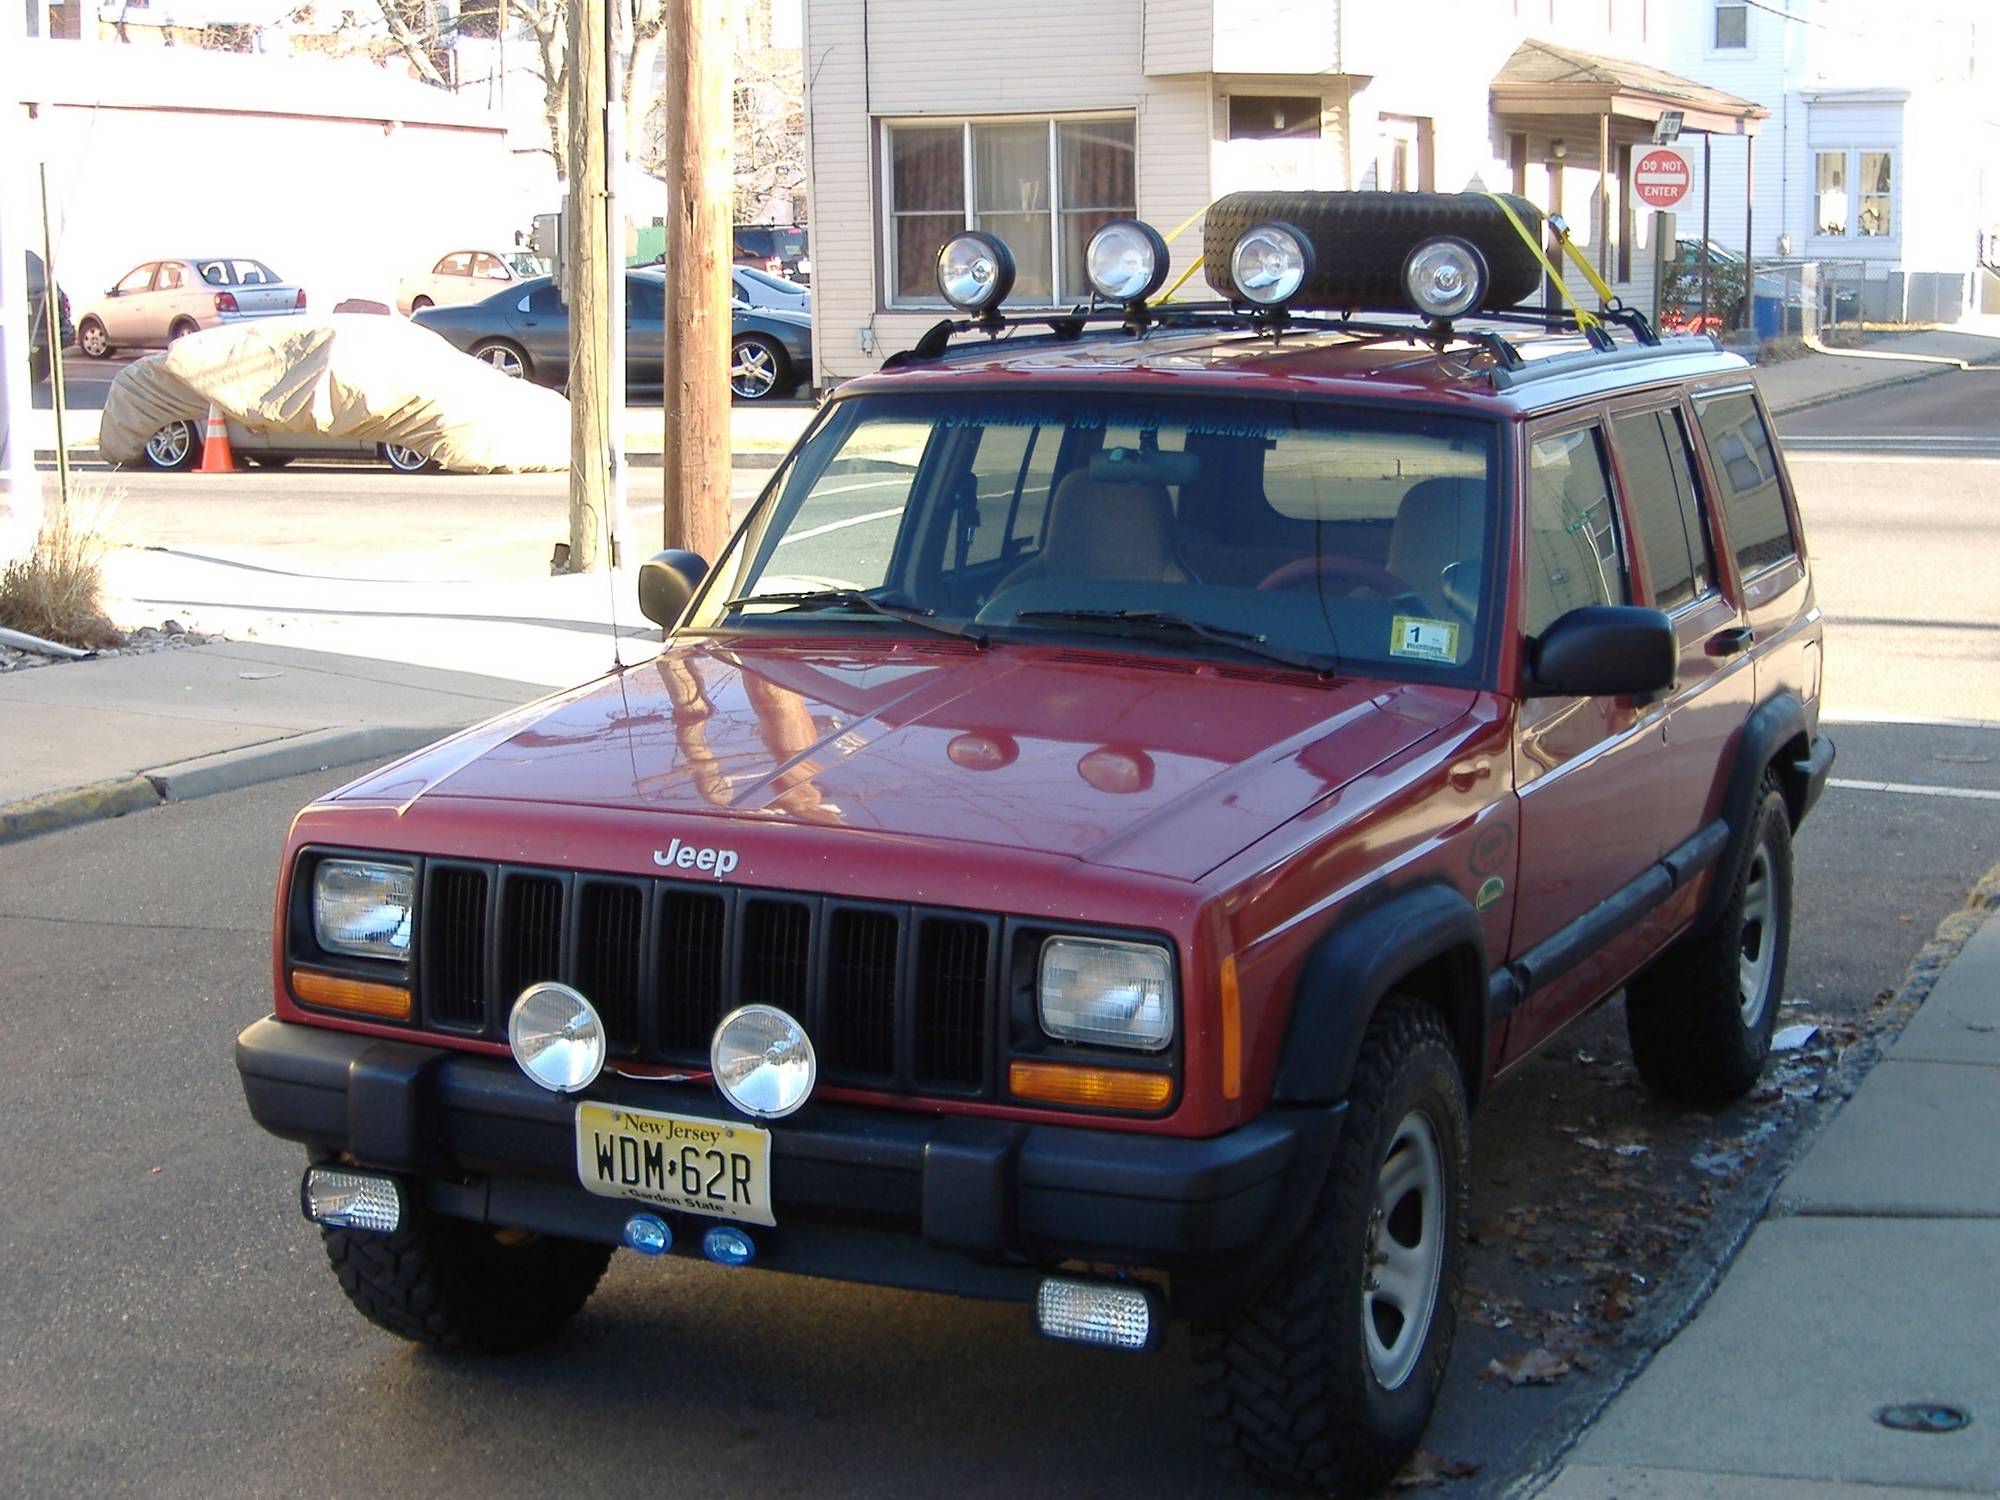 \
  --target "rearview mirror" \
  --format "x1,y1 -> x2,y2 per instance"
638,549 -> 709,630
1527,605 -> 1676,698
